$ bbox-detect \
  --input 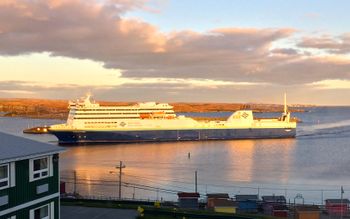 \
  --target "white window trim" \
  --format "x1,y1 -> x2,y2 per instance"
0,163 -> 9,190
49,156 -> 53,177
10,162 -> 15,187
29,156 -> 52,182
50,201 -> 55,219
29,203 -> 51,219
0,193 -> 59,217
